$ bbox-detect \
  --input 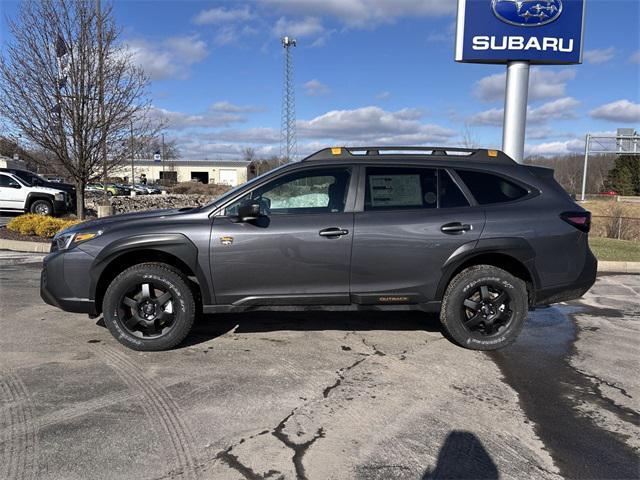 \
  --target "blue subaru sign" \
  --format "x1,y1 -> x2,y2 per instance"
455,0 -> 586,64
